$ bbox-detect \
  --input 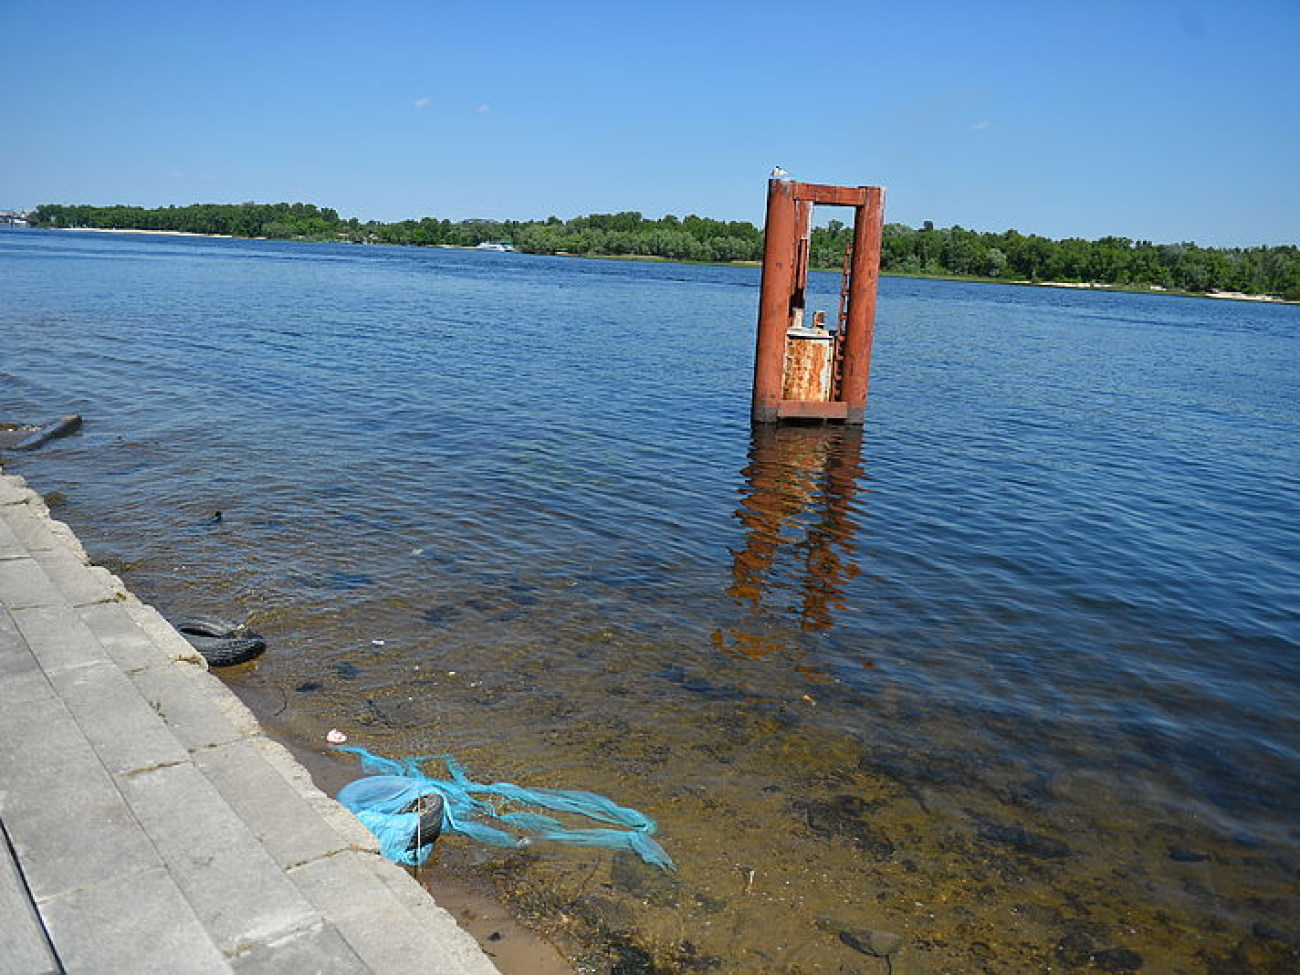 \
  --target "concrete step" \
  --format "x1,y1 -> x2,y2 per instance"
0,471 -> 500,974
0,818 -> 59,975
